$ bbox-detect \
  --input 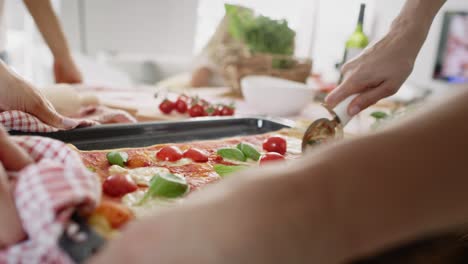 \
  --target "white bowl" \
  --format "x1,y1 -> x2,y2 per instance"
241,75 -> 314,116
